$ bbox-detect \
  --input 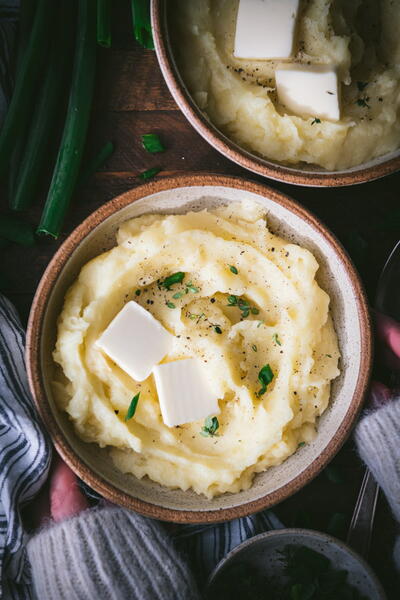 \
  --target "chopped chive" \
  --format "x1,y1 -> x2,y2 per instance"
273,333 -> 282,346
200,415 -> 219,437
256,364 -> 274,397
141,133 -> 165,153
229,265 -> 238,274
166,301 -> 176,309
125,392 -> 140,421
135,289 -> 141,296
161,272 -> 185,290
97,0 -> 112,48
139,166 -> 161,180
131,0 -> 154,50
214,326 -> 222,334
